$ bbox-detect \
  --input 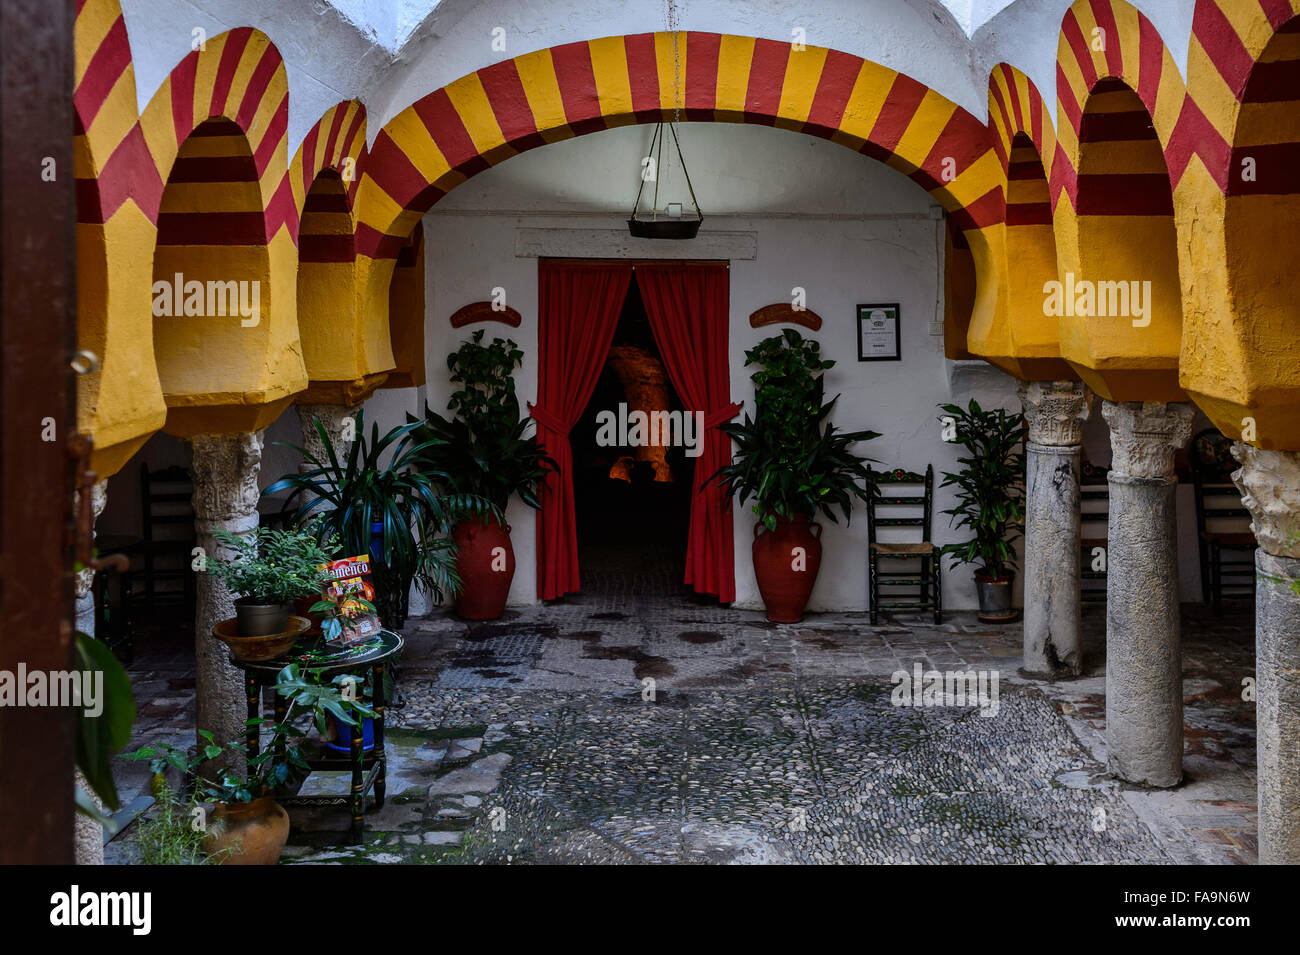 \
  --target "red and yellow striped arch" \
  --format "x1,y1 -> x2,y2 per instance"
75,0 -> 161,223
355,32 -> 1003,258
969,64 -> 1072,382
289,100 -> 368,236
74,0 -> 166,478
1053,0 -> 1188,207
138,27 -> 294,238
292,101 -> 367,270
70,8 -> 1300,451
988,62 -> 1059,193
987,64 -> 1058,230
1052,0 -> 1188,403
1180,0 -> 1300,450
1182,0 -> 1298,193
292,101 -> 397,404
139,28 -> 307,436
